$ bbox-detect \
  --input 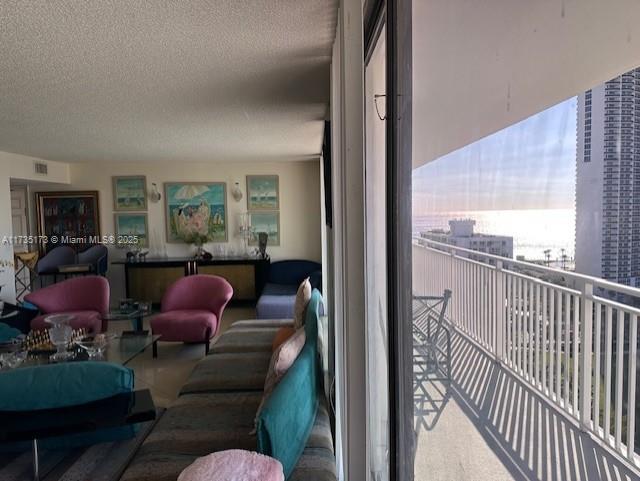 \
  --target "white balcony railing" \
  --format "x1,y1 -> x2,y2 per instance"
413,238 -> 640,469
